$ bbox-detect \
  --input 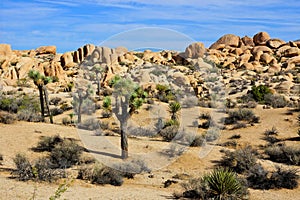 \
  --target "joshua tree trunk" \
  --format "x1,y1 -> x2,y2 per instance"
78,99 -> 82,124
38,85 -> 45,121
120,120 -> 128,159
43,86 -> 53,124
